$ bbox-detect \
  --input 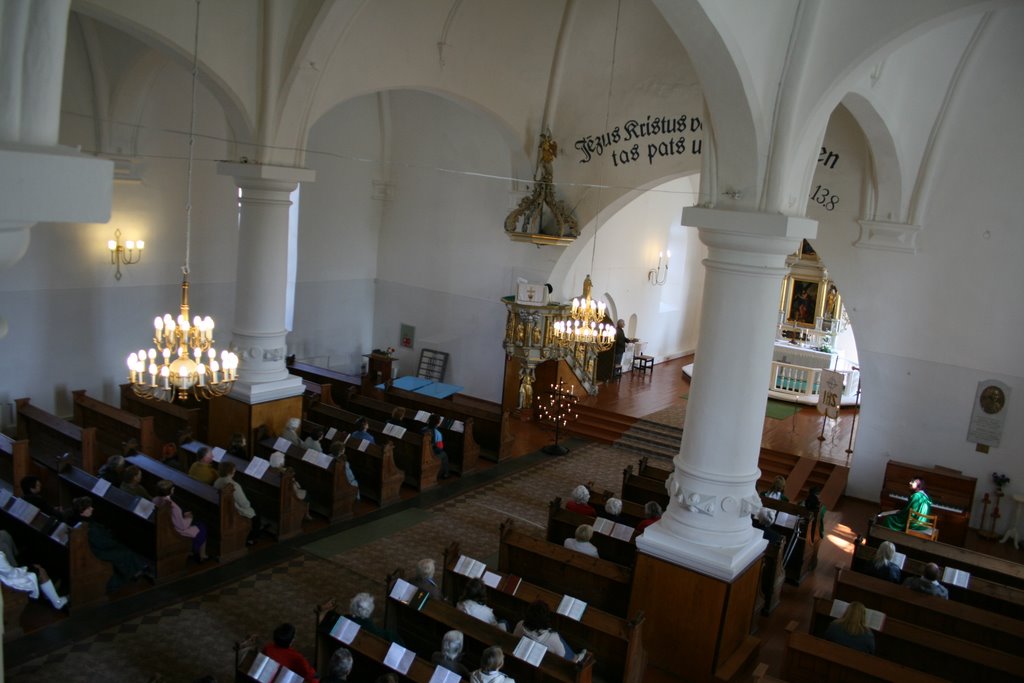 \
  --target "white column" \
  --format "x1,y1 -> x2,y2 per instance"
637,207 -> 816,580
218,162 -> 315,403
